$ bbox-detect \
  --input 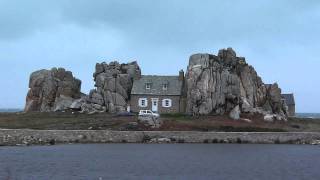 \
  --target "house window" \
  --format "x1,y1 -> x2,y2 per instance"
145,83 -> 151,90
162,99 -> 172,108
163,84 -> 168,90
139,98 -> 148,107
